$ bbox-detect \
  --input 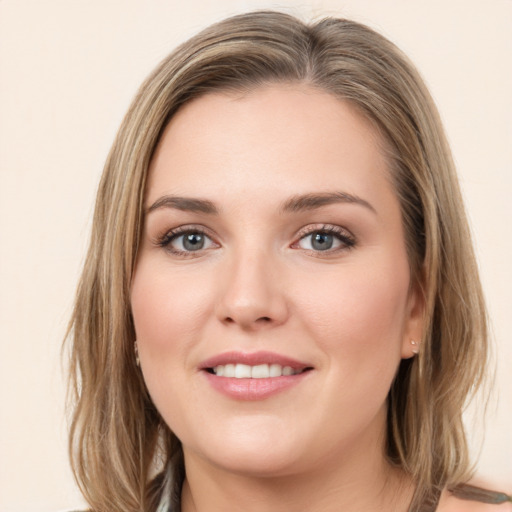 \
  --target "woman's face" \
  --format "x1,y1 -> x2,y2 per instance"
131,84 -> 423,477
